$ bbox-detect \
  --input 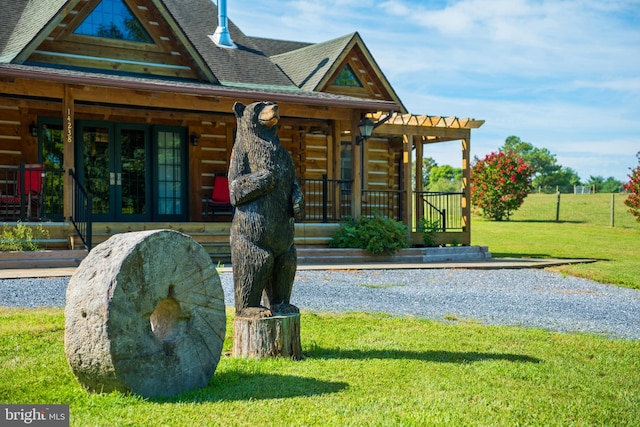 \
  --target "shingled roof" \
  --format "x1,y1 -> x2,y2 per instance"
271,33 -> 355,91
0,0 -> 402,111
0,0 -> 66,62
